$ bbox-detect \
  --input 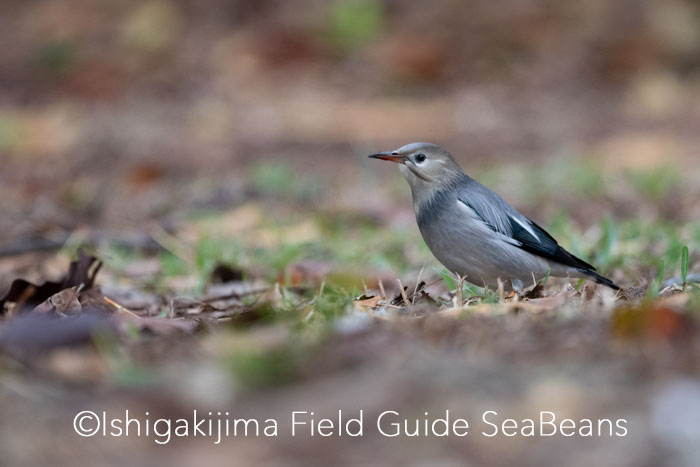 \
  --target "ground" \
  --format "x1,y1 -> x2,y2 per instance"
1,1 -> 700,466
